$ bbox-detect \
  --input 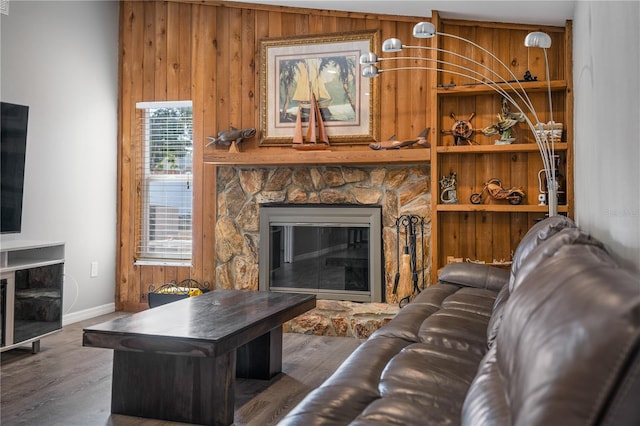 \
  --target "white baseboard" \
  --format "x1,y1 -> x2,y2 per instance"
62,303 -> 116,326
